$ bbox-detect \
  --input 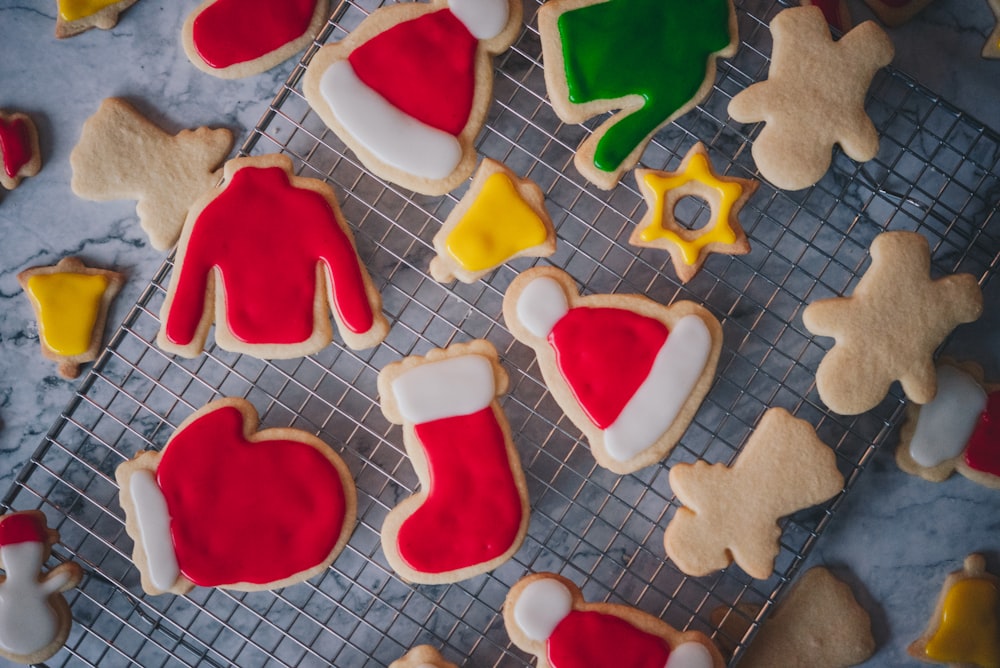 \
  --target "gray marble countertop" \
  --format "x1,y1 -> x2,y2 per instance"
1,0 -> 999,666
